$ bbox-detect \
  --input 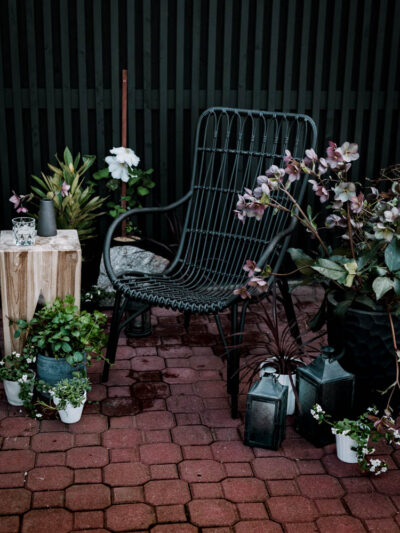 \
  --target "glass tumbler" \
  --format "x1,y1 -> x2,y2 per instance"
12,217 -> 36,246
